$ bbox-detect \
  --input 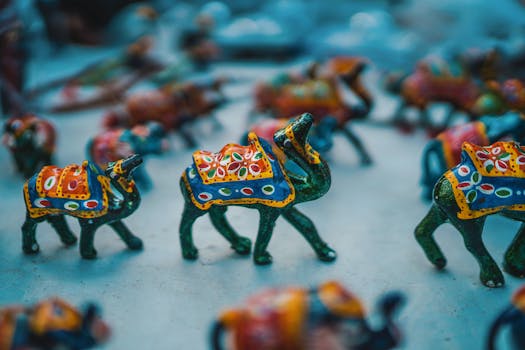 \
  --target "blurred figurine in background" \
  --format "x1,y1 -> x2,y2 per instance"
0,0 -> 27,116
415,141 -> 525,288
21,154 -> 144,259
103,76 -> 228,147
87,122 -> 168,190
2,114 -> 56,178
0,297 -> 110,350
420,112 -> 525,199
211,281 -> 405,350
487,285 -> 525,350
